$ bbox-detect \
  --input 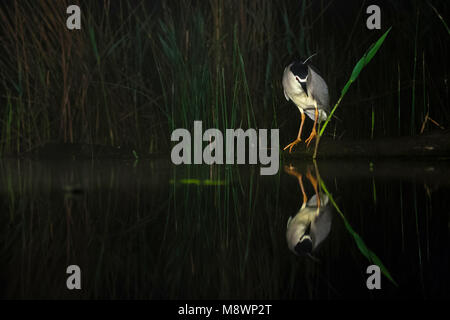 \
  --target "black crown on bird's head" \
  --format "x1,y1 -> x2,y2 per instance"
290,59 -> 309,81
294,222 -> 313,255
294,237 -> 313,255
289,58 -> 311,95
